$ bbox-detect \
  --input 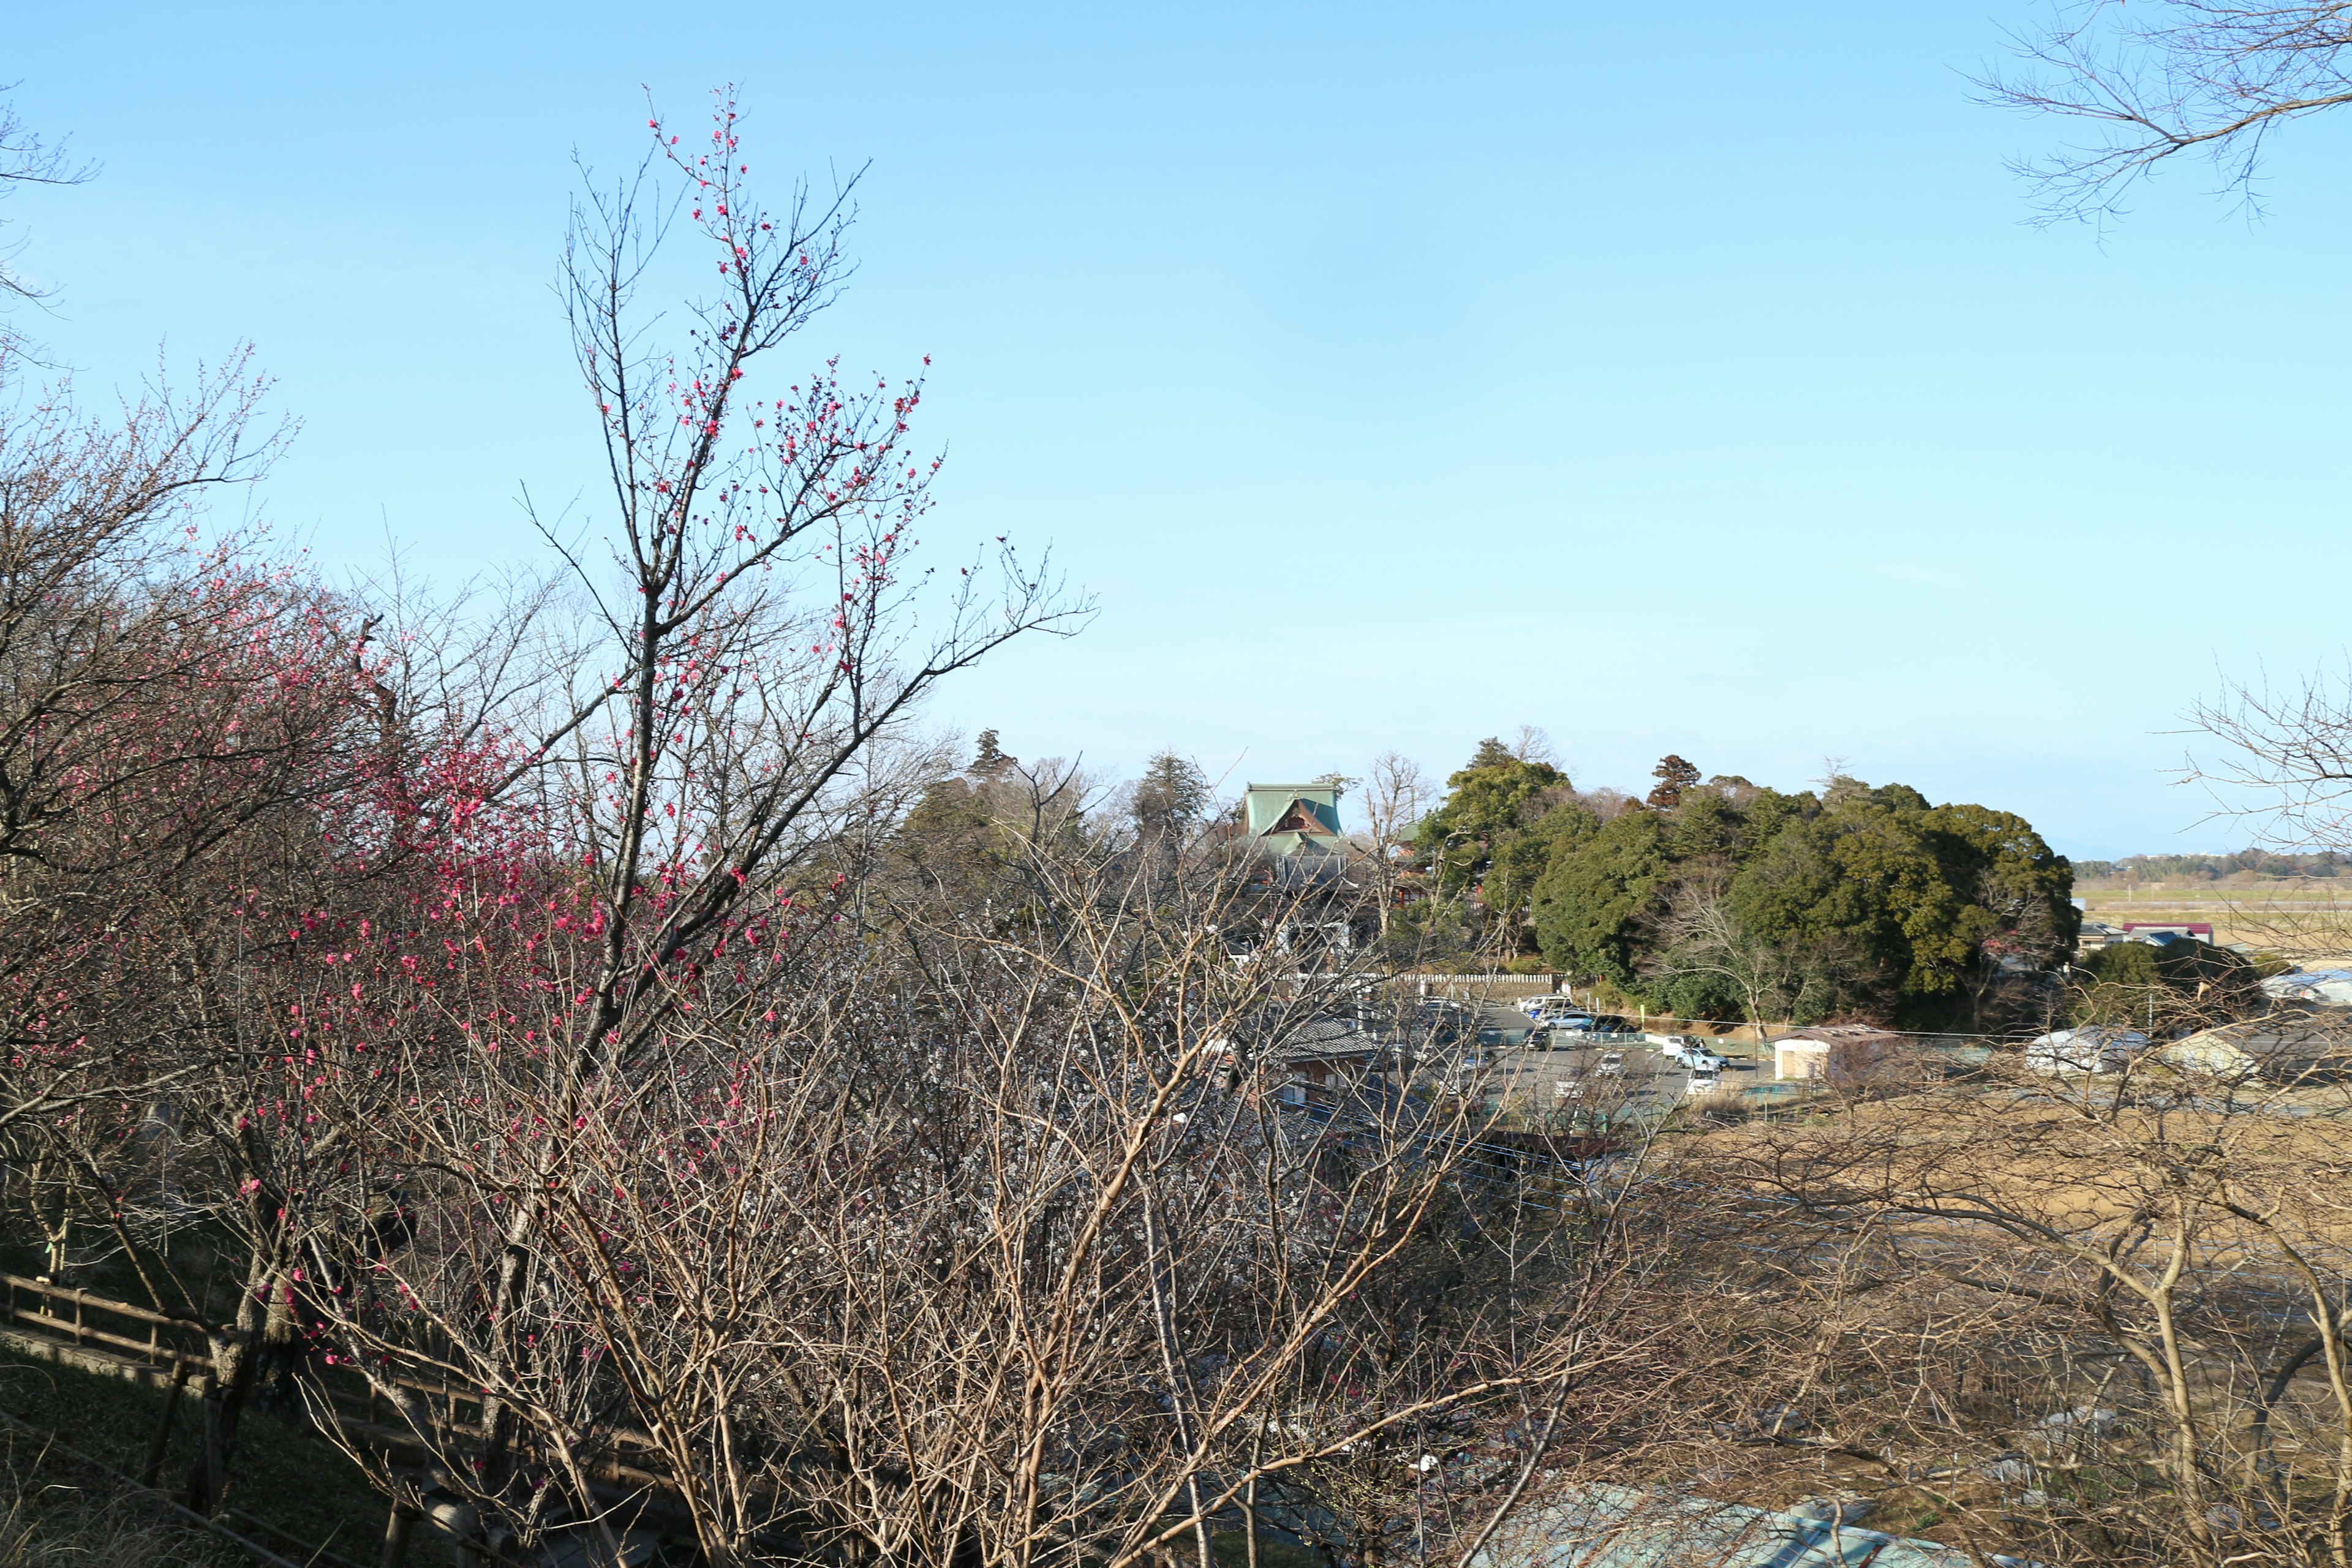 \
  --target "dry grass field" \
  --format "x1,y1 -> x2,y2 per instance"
1702,1080 -> 2352,1255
